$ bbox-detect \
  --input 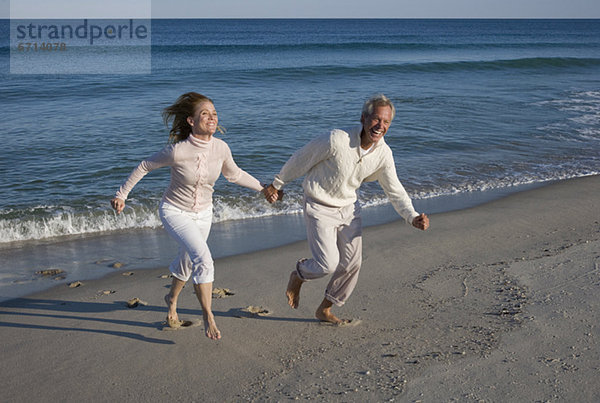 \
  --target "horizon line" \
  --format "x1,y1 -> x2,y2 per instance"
3,17 -> 600,20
